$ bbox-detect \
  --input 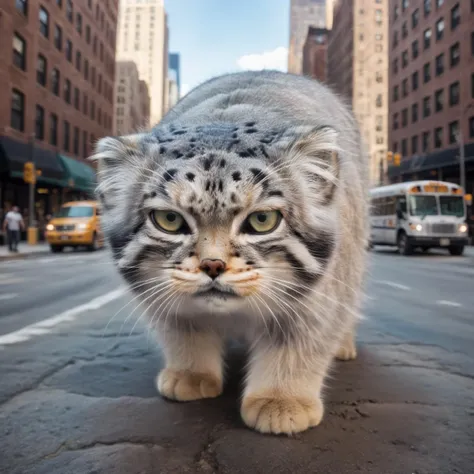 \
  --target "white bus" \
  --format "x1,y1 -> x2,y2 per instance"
369,180 -> 468,255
